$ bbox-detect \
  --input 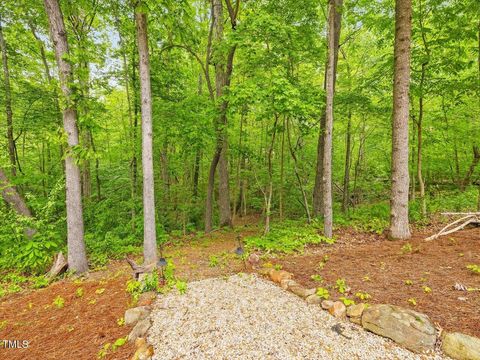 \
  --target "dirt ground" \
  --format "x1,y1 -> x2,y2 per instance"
273,226 -> 480,338
0,216 -> 478,359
